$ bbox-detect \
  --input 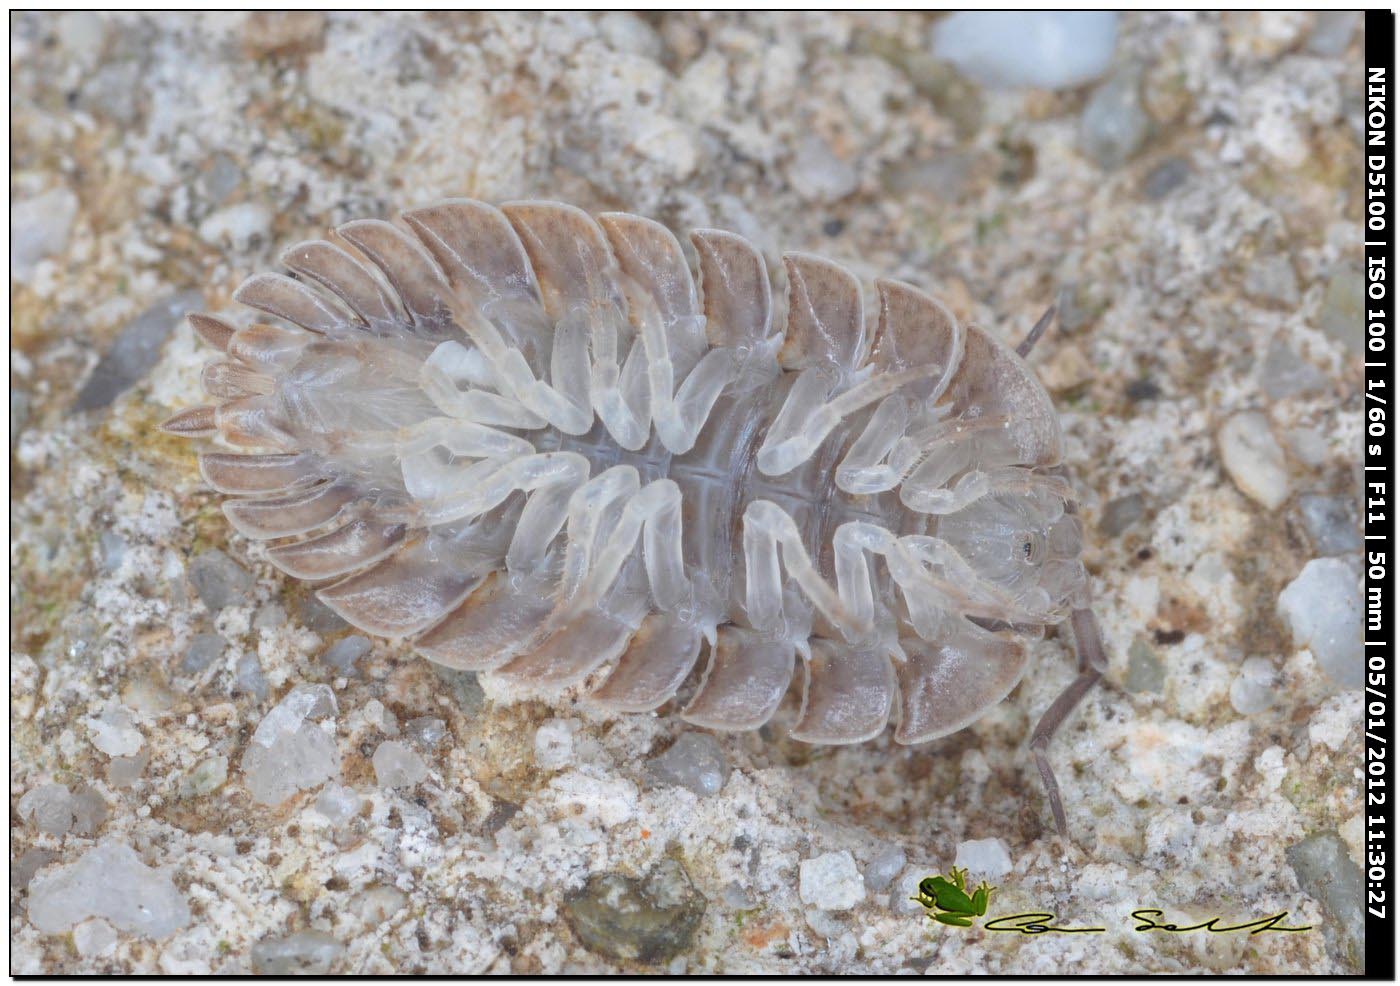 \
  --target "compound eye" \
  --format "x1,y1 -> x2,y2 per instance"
1018,530 -> 1046,566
